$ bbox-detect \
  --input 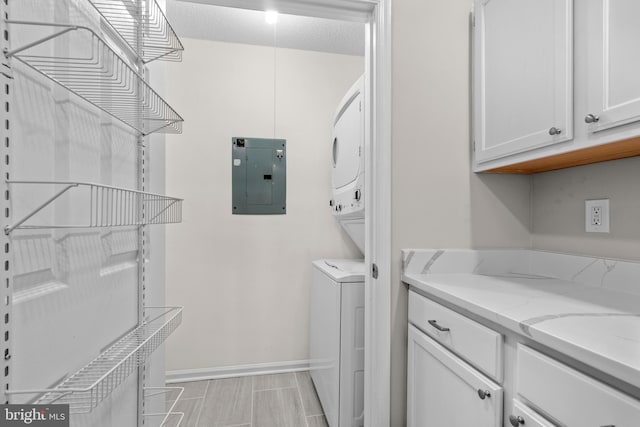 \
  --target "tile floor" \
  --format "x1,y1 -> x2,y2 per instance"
166,372 -> 328,427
